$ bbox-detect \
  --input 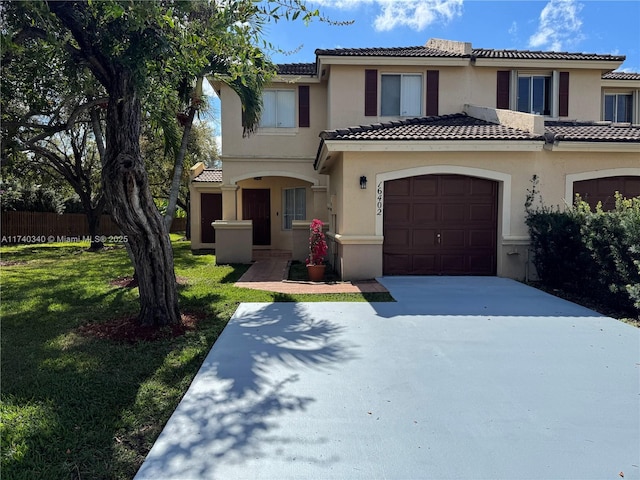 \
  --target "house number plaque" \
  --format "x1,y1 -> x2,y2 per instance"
376,182 -> 383,216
